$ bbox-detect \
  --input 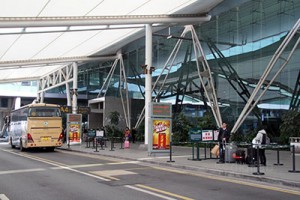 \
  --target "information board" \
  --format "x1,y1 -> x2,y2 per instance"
151,102 -> 172,118
189,128 -> 202,142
